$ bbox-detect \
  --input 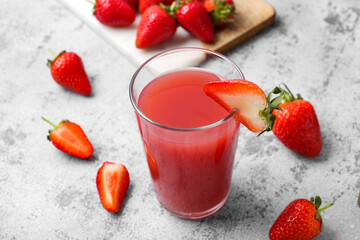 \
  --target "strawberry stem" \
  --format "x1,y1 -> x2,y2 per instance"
49,49 -> 57,58
86,0 -> 96,5
162,2 -> 178,18
310,196 -> 333,220
318,203 -> 334,213
209,0 -> 235,26
258,86 -> 286,136
41,117 -> 57,128
85,0 -> 97,14
47,49 -> 58,68
281,83 -> 303,103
